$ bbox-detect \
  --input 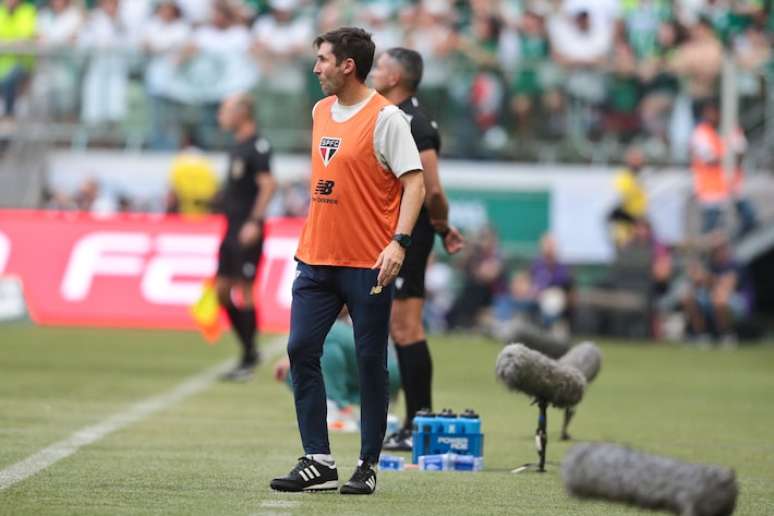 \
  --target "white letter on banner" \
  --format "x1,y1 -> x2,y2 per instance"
260,237 -> 299,309
0,232 -> 9,273
61,232 -> 150,301
140,234 -> 219,305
